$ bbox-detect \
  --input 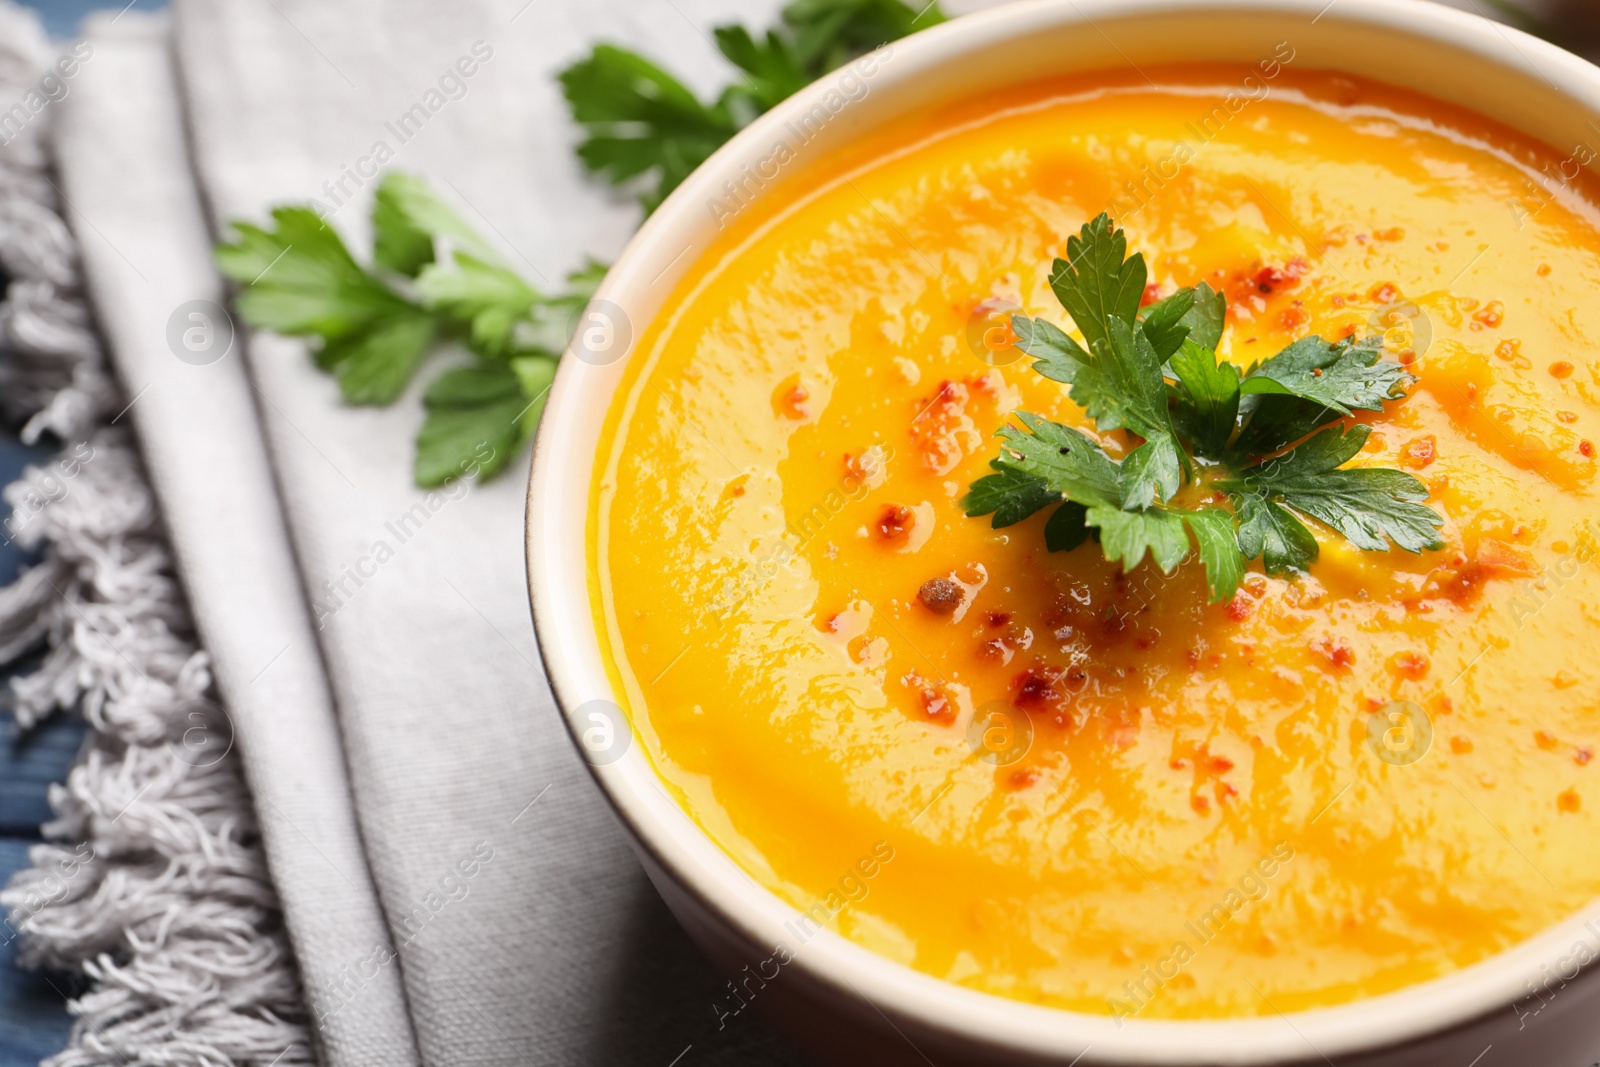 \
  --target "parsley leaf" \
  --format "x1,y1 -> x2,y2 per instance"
317,312 -> 439,405
1231,491 -> 1321,576
1085,504 -> 1190,574
1048,213 -> 1147,354
1240,334 -> 1411,415
561,0 -> 943,213
966,211 -> 1444,604
1137,287 -> 1194,360
962,463 -> 1059,528
215,206 -> 439,406
215,207 -> 418,344
1222,424 -> 1445,557
415,253 -> 541,358
371,171 -> 497,276
783,0 -> 944,69
559,46 -> 740,214
1013,313 -> 1091,386
991,413 -> 1121,506
1182,507 -> 1245,602
1182,281 -> 1227,349
714,25 -> 812,113
1044,501 -> 1092,552
1093,318 -> 1176,444
1118,435 -> 1183,512
1168,338 -> 1241,460
217,172 -> 597,487
414,359 -> 552,487
372,178 -> 437,277
1231,335 -> 1412,458
1019,220 -> 1188,507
